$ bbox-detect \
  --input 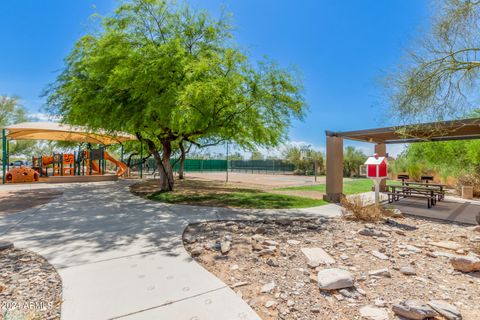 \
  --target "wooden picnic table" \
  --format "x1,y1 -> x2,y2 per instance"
384,184 -> 442,208
401,181 -> 446,200
401,181 -> 447,187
